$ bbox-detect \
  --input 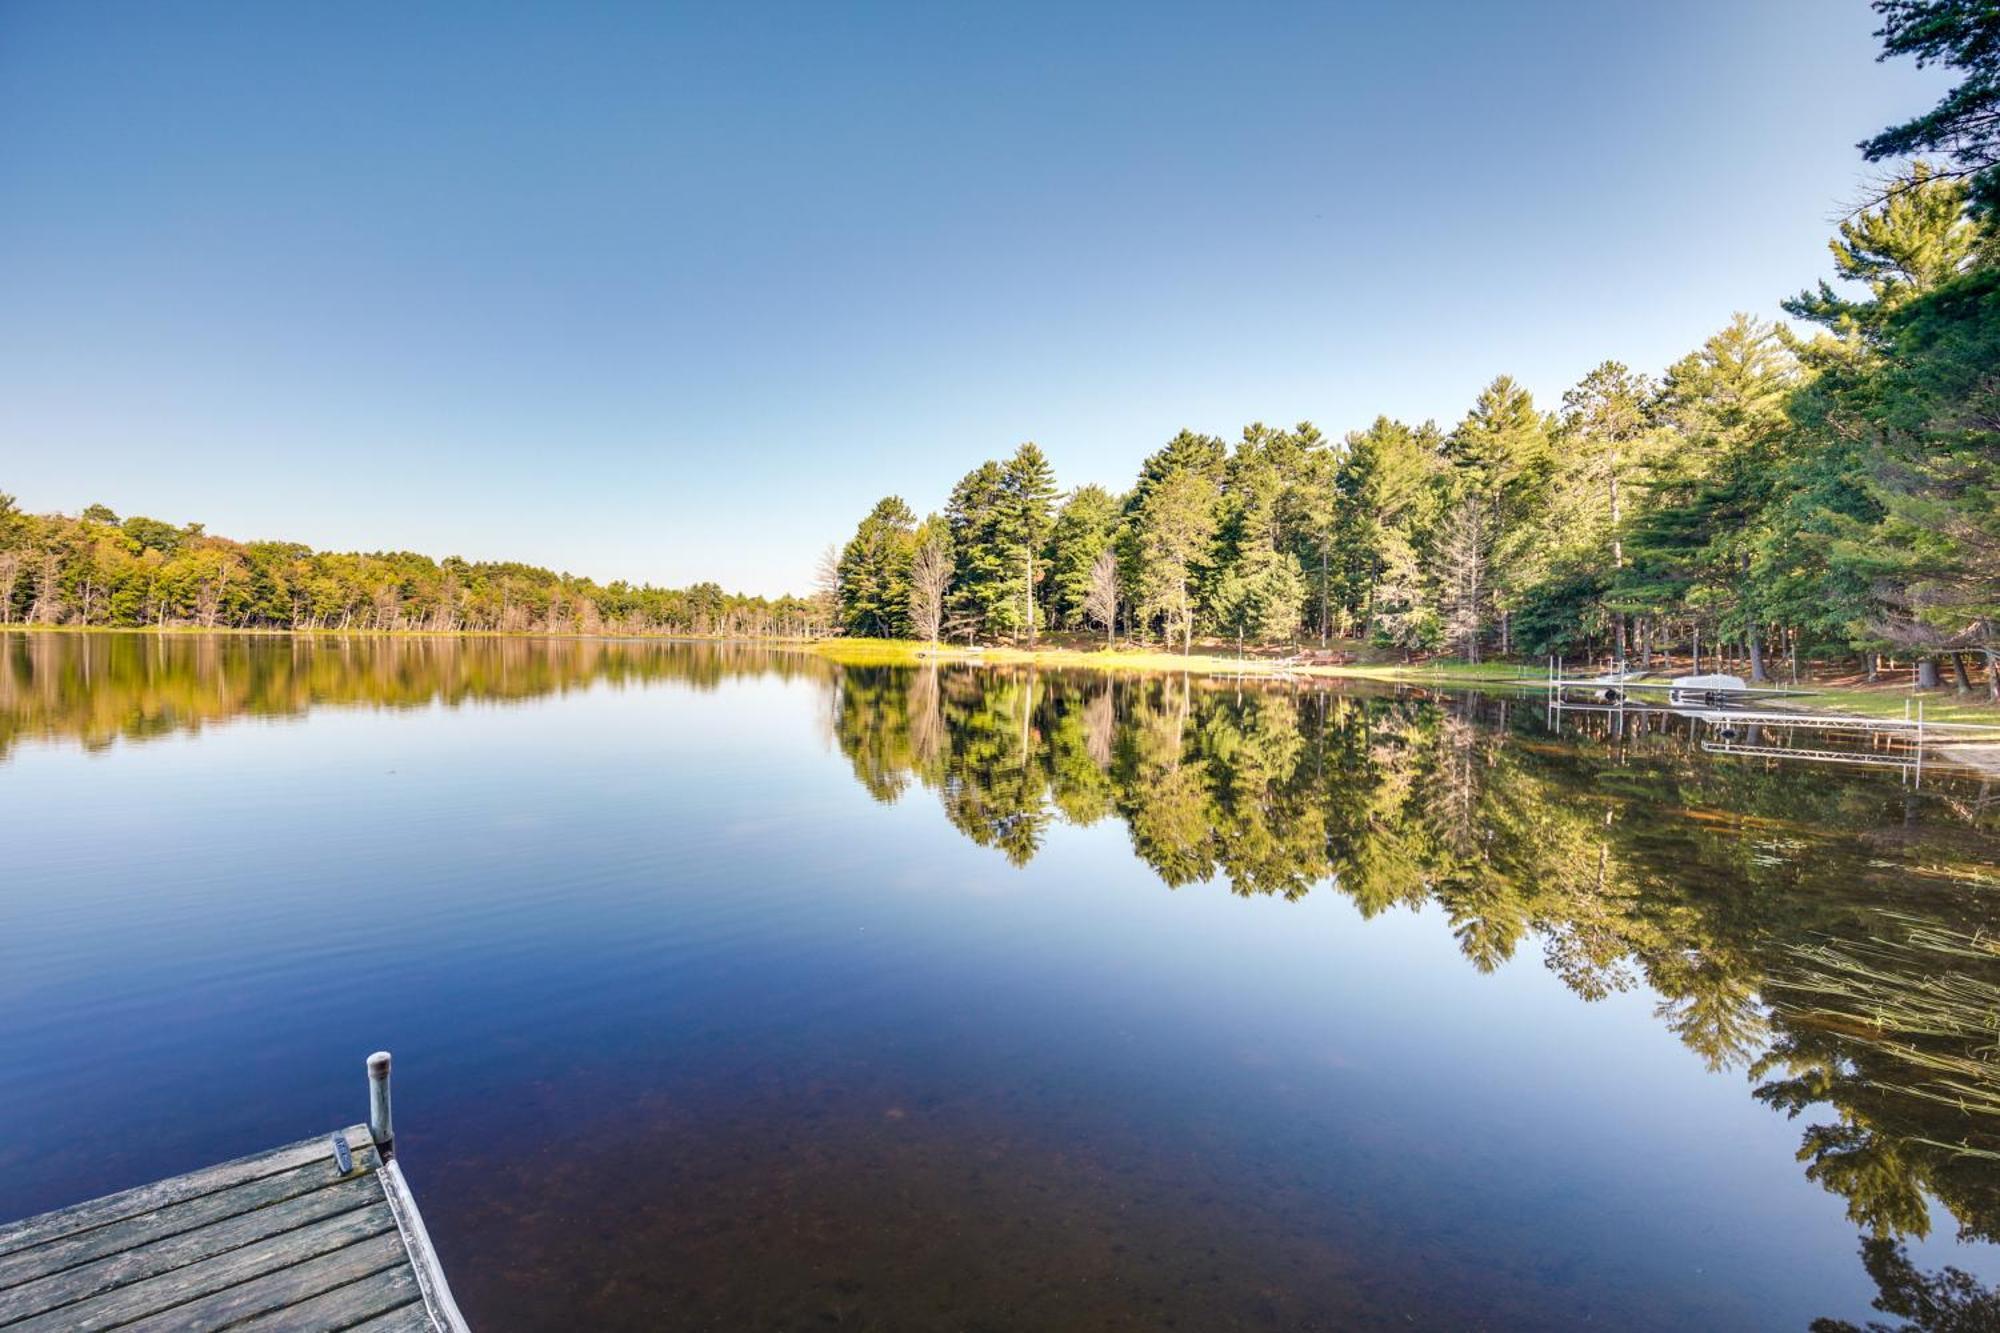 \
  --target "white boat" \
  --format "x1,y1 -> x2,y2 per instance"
1548,670 -> 1784,706
1666,673 -> 1749,706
